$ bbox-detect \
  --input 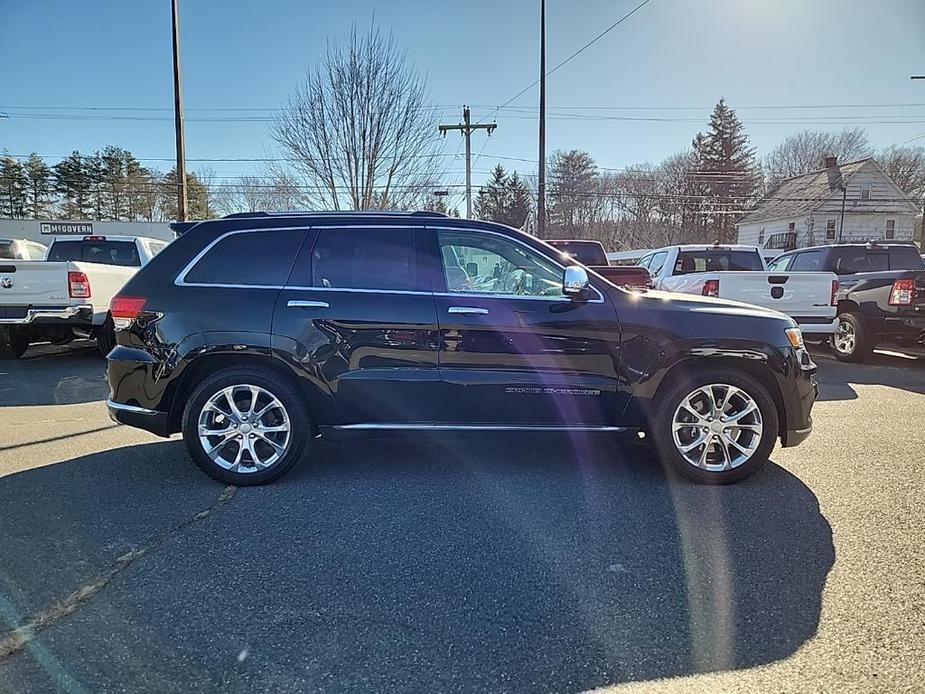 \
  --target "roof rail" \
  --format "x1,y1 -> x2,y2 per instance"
221,210 -> 449,219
